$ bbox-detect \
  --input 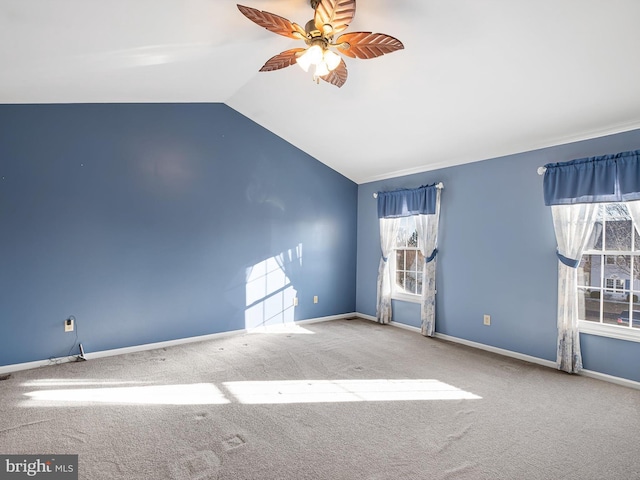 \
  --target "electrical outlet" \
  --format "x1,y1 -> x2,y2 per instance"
483,314 -> 491,326
64,318 -> 74,332
293,297 -> 298,306
313,295 -> 318,304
